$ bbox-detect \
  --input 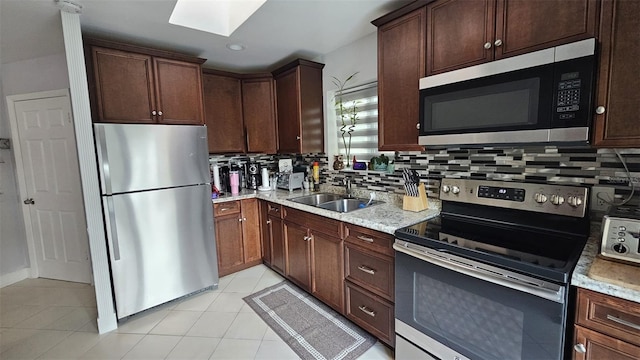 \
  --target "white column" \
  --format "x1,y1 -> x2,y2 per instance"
59,10 -> 117,333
